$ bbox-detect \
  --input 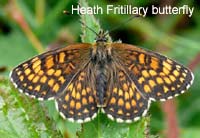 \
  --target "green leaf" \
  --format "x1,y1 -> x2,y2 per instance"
77,113 -> 151,138
79,0 -> 101,43
0,79 -> 62,138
